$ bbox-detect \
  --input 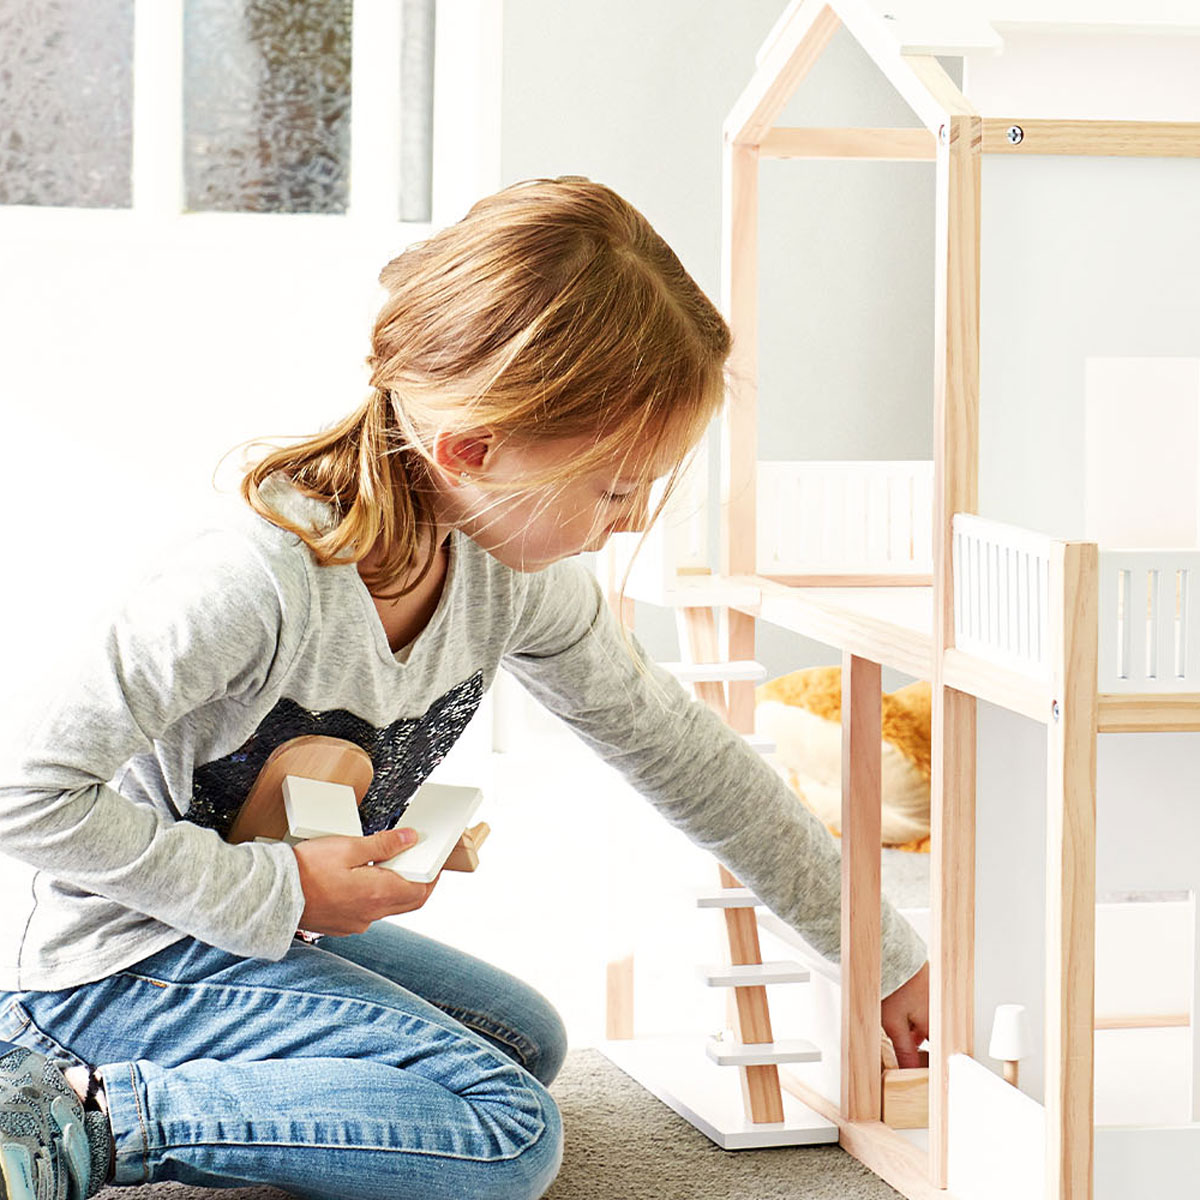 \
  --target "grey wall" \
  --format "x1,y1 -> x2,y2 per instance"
501,3 -> 940,679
